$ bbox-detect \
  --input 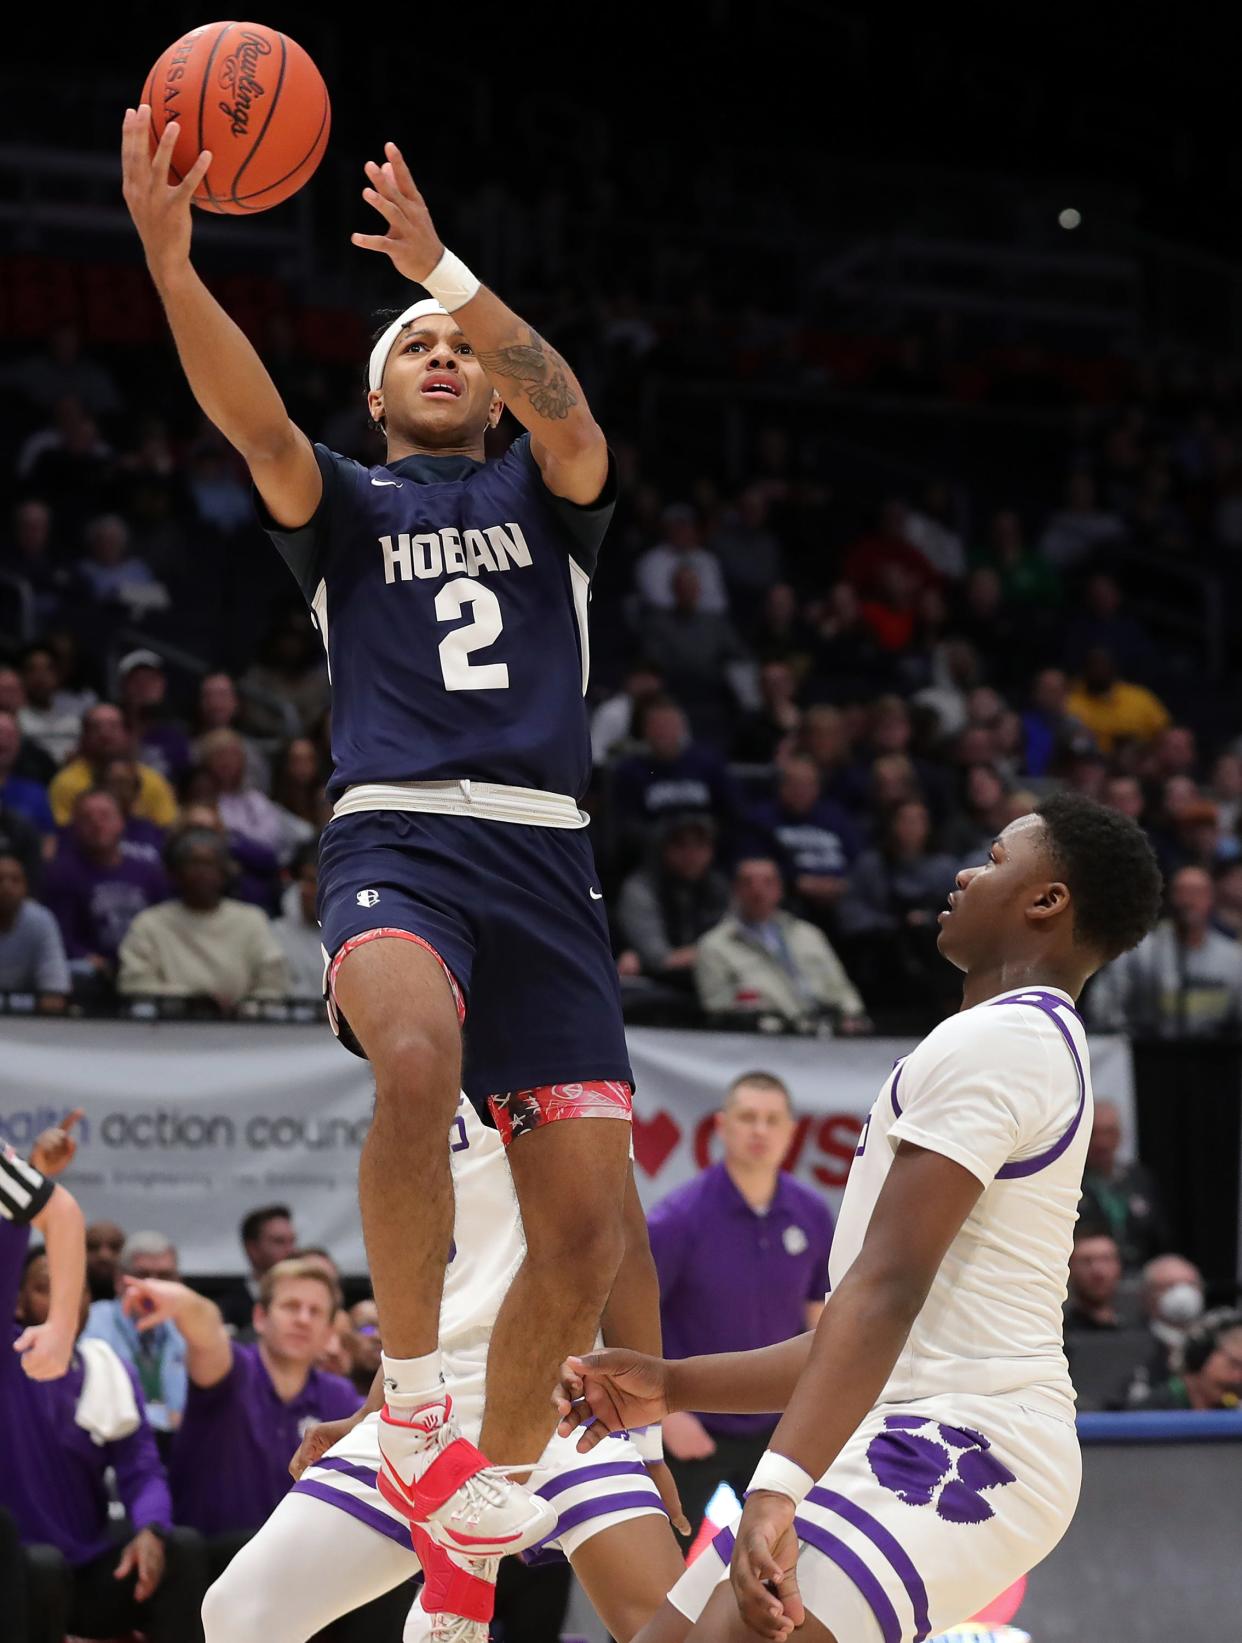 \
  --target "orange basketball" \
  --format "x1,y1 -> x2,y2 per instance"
141,21 -> 330,214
